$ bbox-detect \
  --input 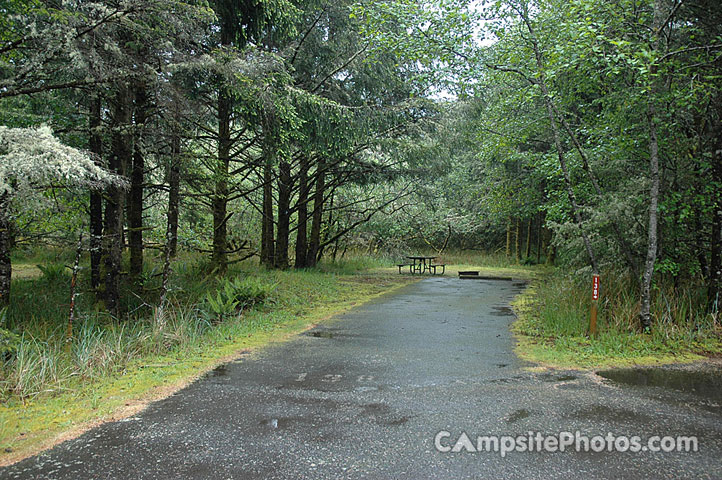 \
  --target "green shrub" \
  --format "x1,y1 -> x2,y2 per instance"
0,328 -> 20,358
0,309 -> 20,359
201,277 -> 277,324
36,263 -> 69,284
225,276 -> 277,306
201,289 -> 240,324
